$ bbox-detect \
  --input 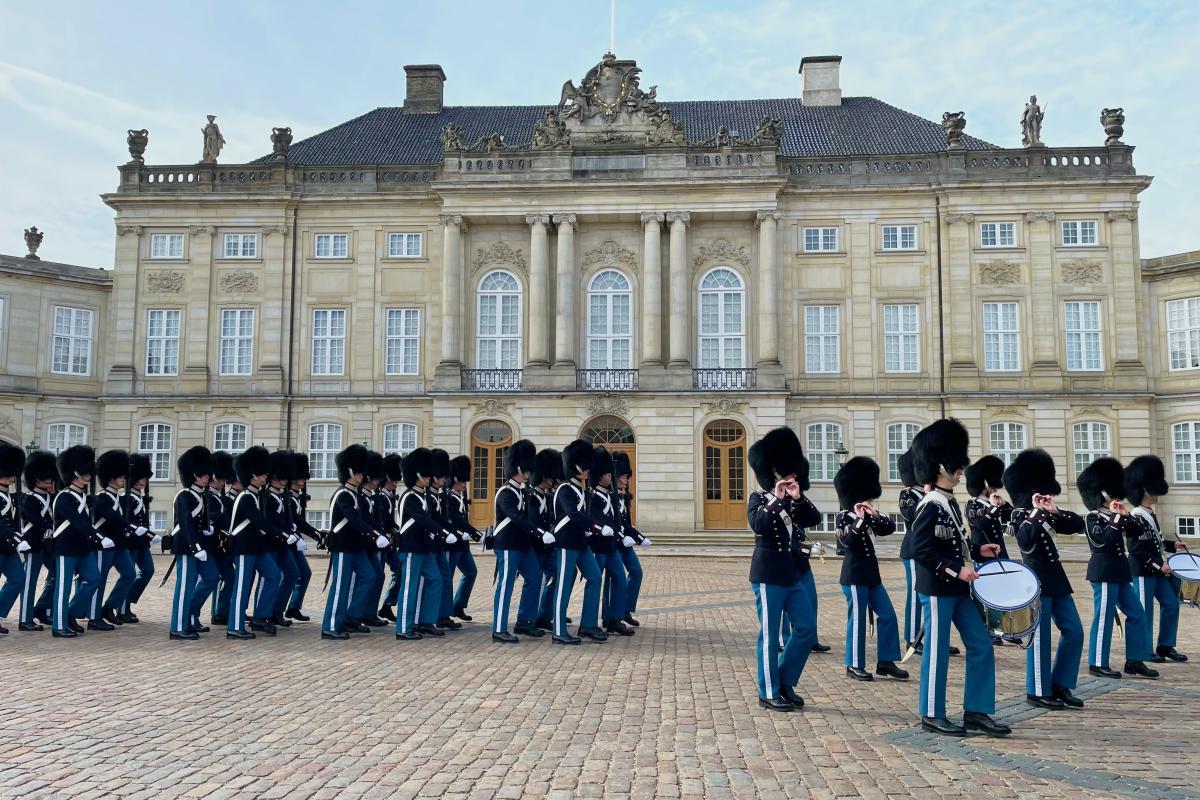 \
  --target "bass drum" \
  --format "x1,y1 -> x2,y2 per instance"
1167,552 -> 1200,607
972,558 -> 1042,645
